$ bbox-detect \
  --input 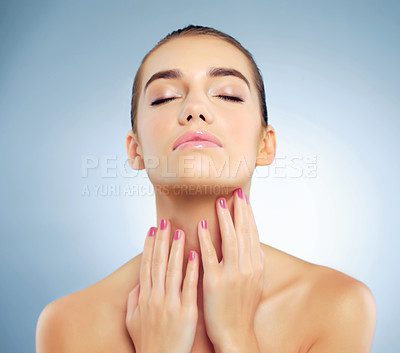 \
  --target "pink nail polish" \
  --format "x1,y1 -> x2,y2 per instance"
245,194 -> 249,204
160,219 -> 167,230
190,251 -> 195,261
201,220 -> 207,229
237,188 -> 244,199
219,198 -> 226,209
149,227 -> 156,237
174,230 -> 181,240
